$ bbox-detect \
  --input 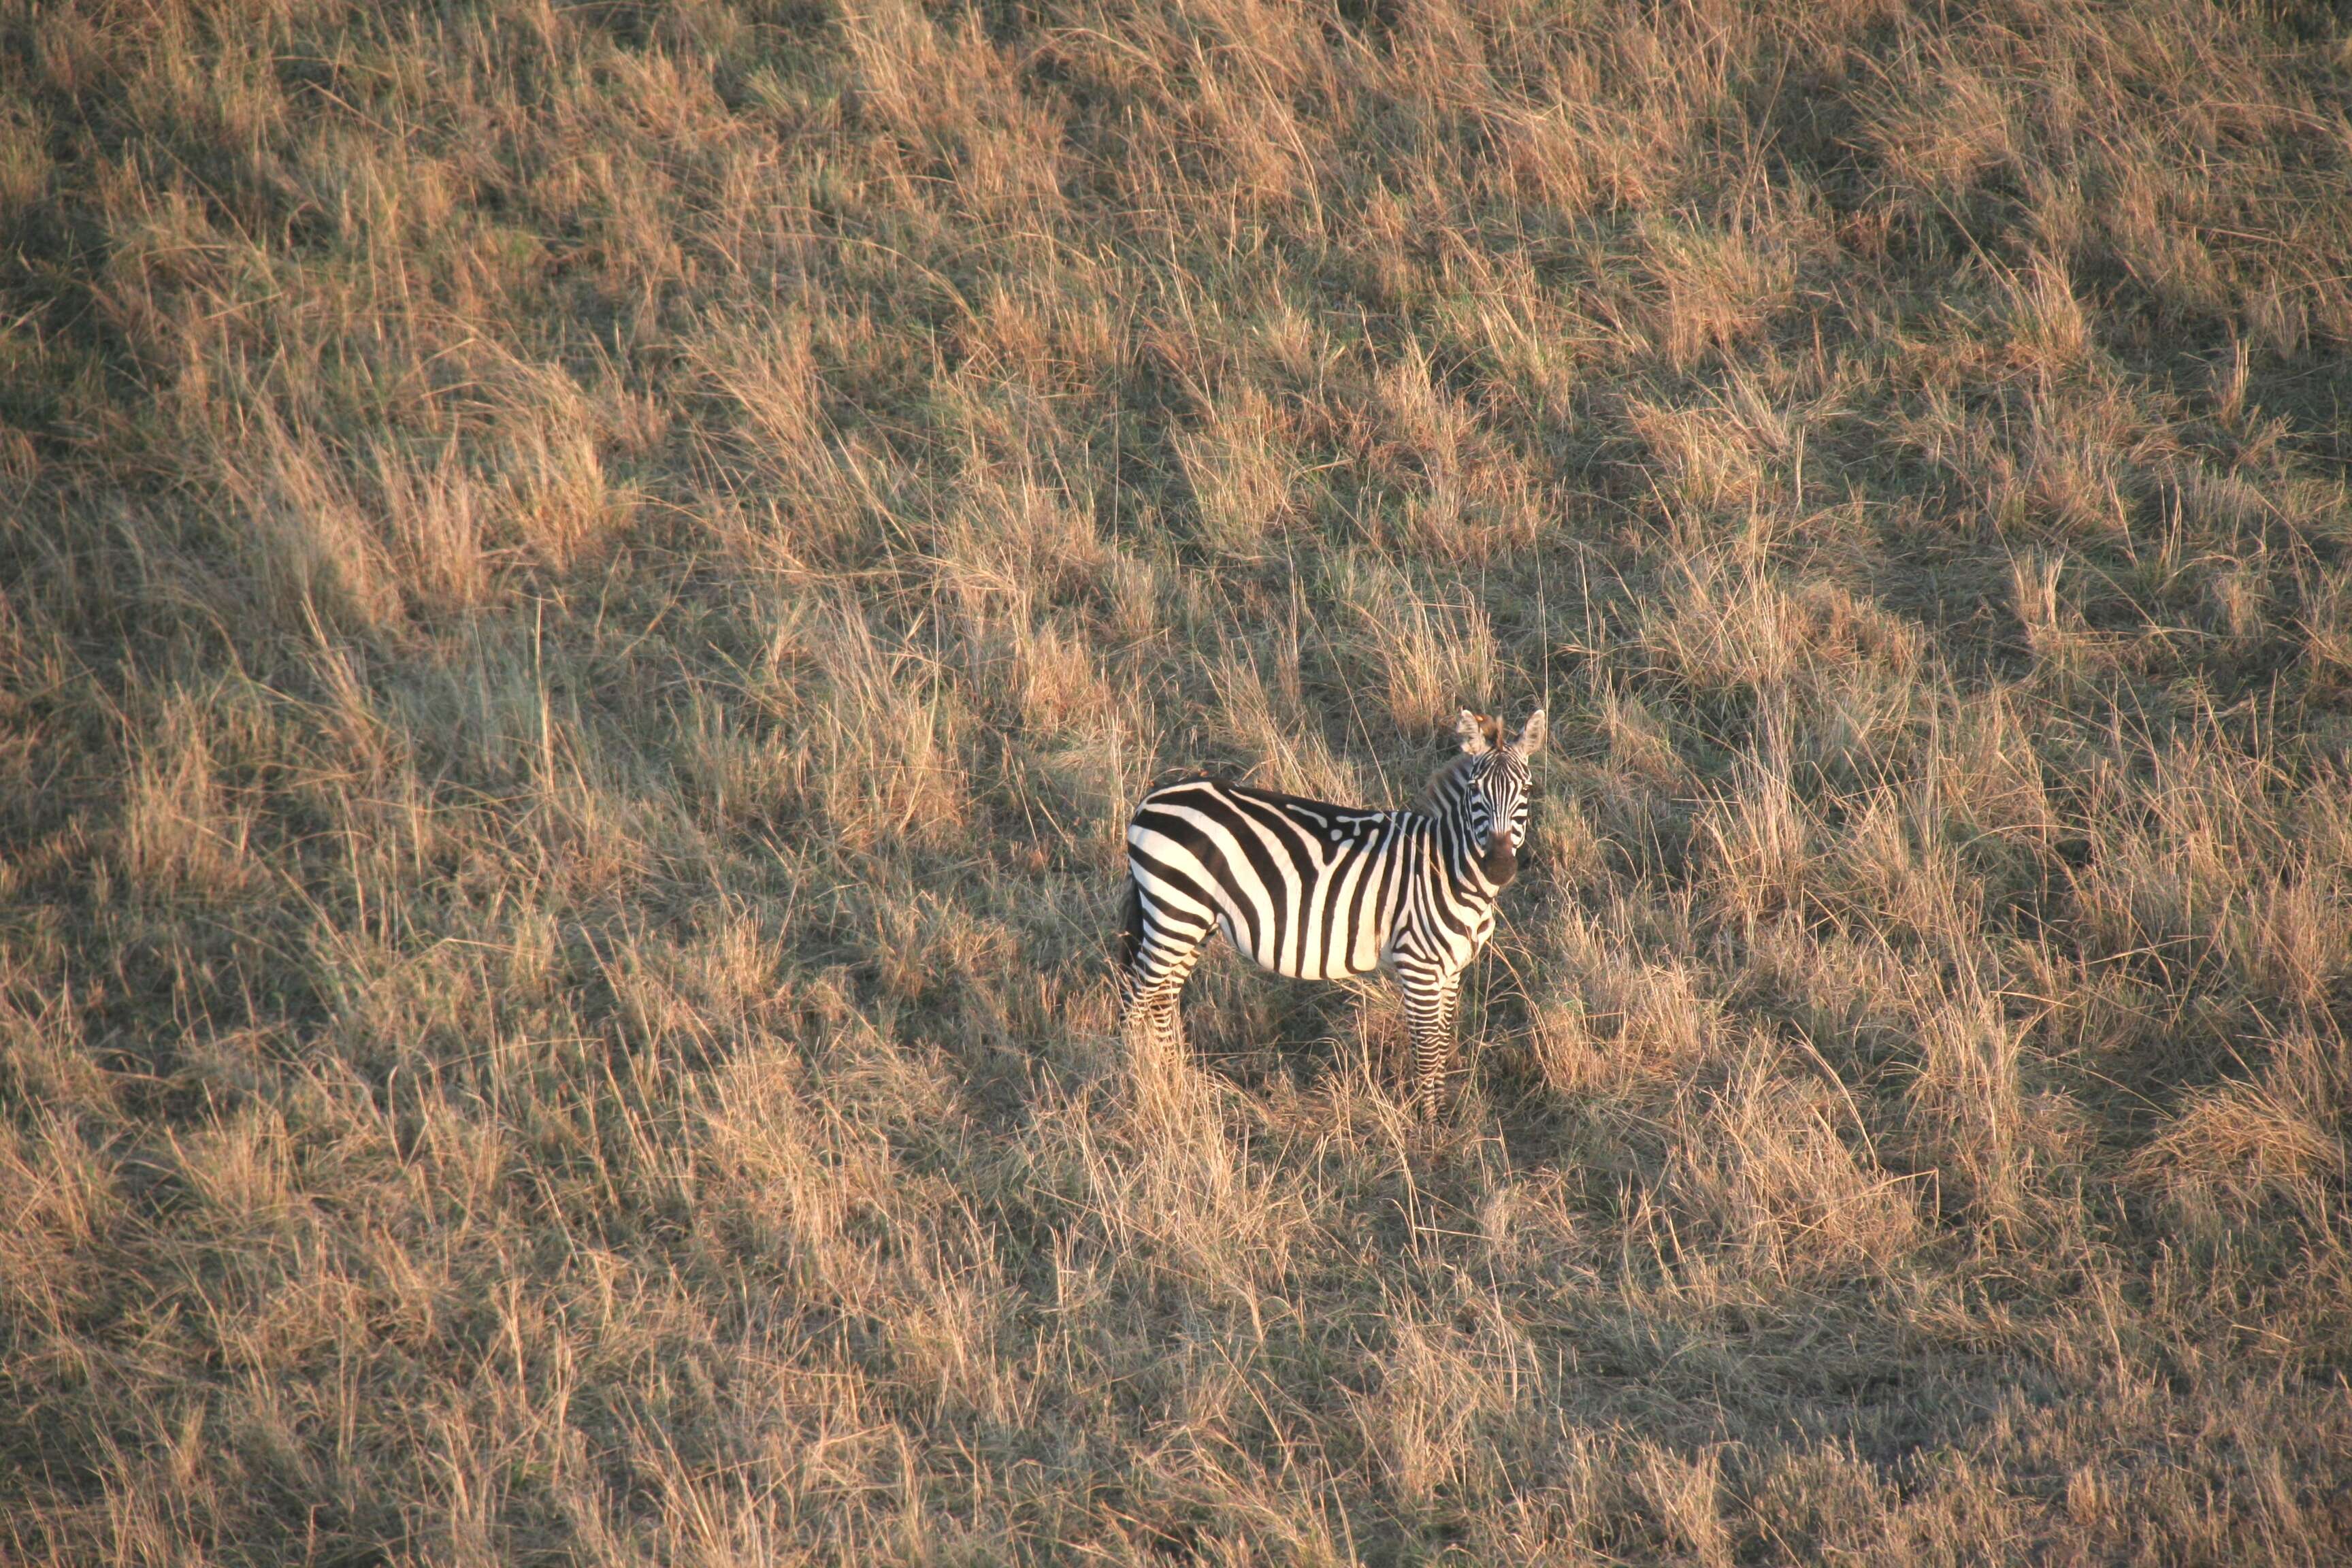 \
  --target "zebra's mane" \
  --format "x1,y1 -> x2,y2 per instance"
1419,751 -> 1484,817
